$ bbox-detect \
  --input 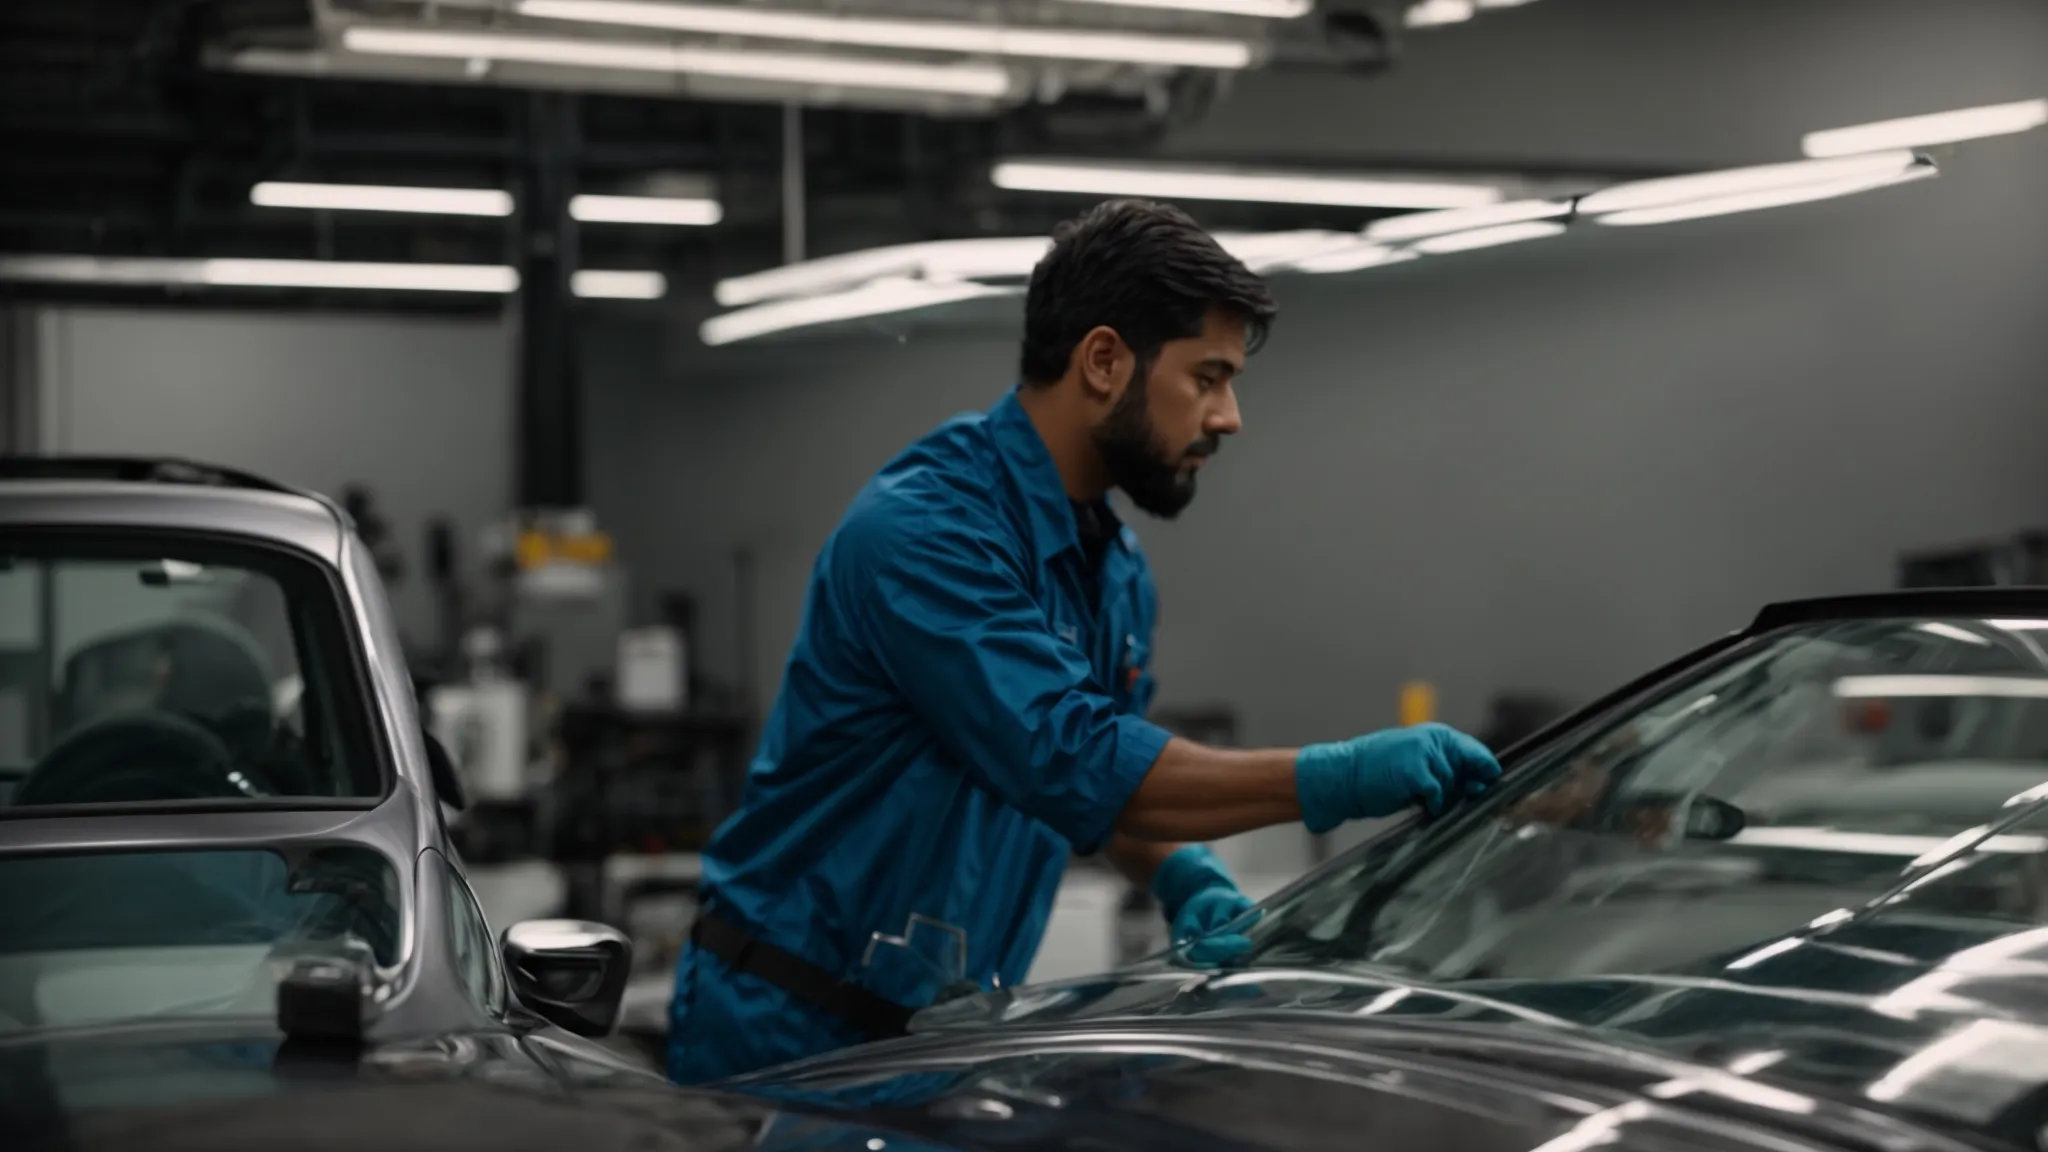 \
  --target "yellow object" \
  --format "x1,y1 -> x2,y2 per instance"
1399,681 -> 1437,727
515,529 -> 614,570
